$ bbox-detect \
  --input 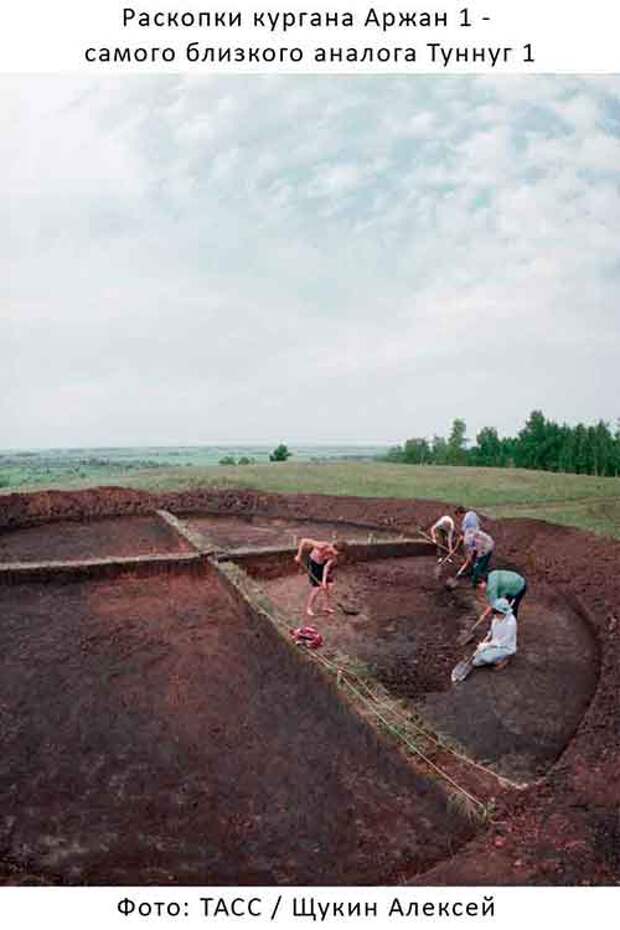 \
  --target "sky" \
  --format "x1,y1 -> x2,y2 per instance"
2,74 -> 620,448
